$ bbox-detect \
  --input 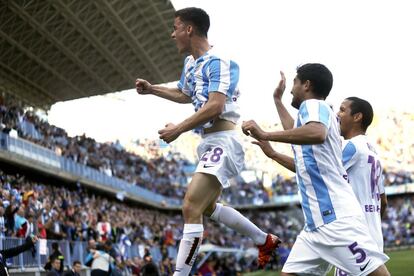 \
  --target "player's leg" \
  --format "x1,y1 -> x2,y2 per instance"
174,172 -> 222,276
368,265 -> 390,276
204,201 -> 267,245
182,172 -> 222,223
205,201 -> 280,267
200,133 -> 280,268
281,230 -> 332,276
